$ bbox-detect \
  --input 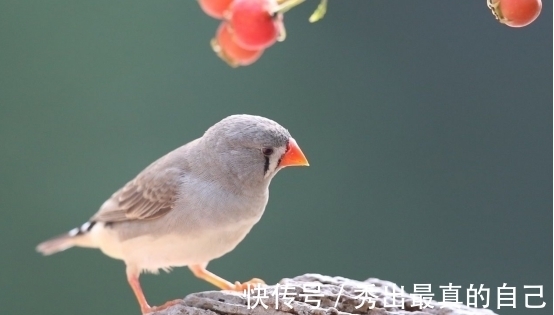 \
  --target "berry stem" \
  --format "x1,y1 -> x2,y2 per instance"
274,0 -> 306,15
273,0 -> 328,22
309,0 -> 327,22
487,0 -> 504,21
